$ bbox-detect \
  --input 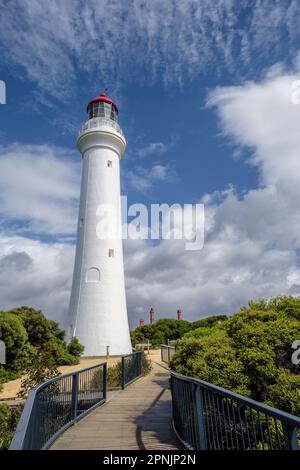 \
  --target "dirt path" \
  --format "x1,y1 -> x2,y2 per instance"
0,351 -> 159,401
